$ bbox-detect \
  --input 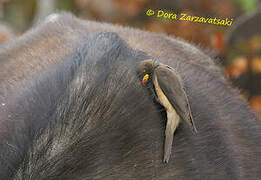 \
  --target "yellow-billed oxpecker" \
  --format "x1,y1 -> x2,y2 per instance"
139,59 -> 197,163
